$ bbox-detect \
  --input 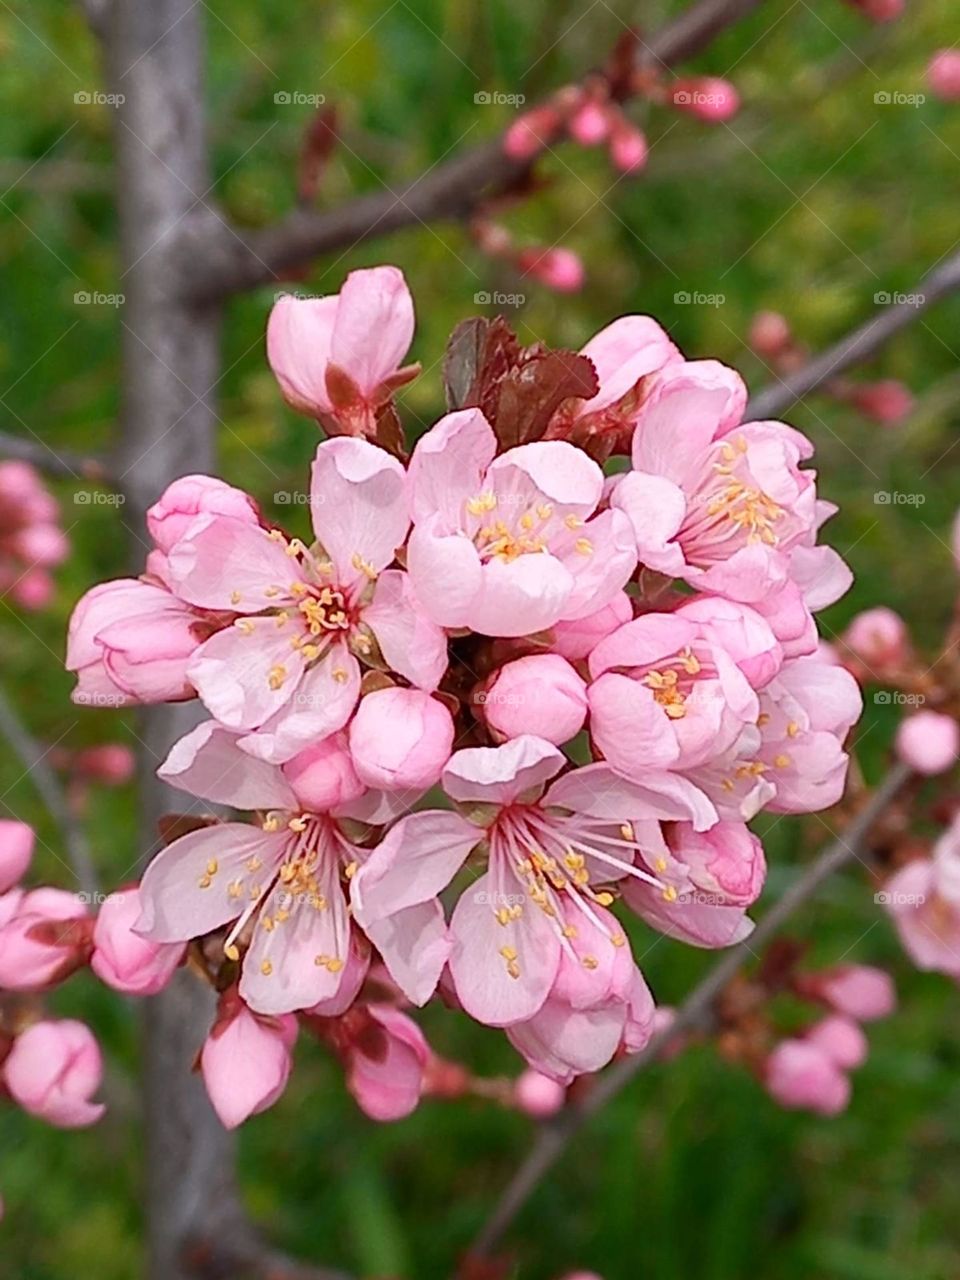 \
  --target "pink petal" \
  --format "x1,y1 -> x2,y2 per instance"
364,569 -> 448,690
544,763 -> 718,830
469,553 -> 575,638
187,617 -> 307,731
166,514 -> 300,612
610,470 -> 687,576
237,644 -> 360,764
587,673 -> 682,772
406,519 -> 484,629
365,899 -> 451,1006
266,294 -> 338,415
408,407 -> 497,527
351,810 -> 479,925
309,438 -> 409,584
577,314 -> 680,413
158,720 -> 296,810
443,736 -> 566,806
330,265 -> 415,395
